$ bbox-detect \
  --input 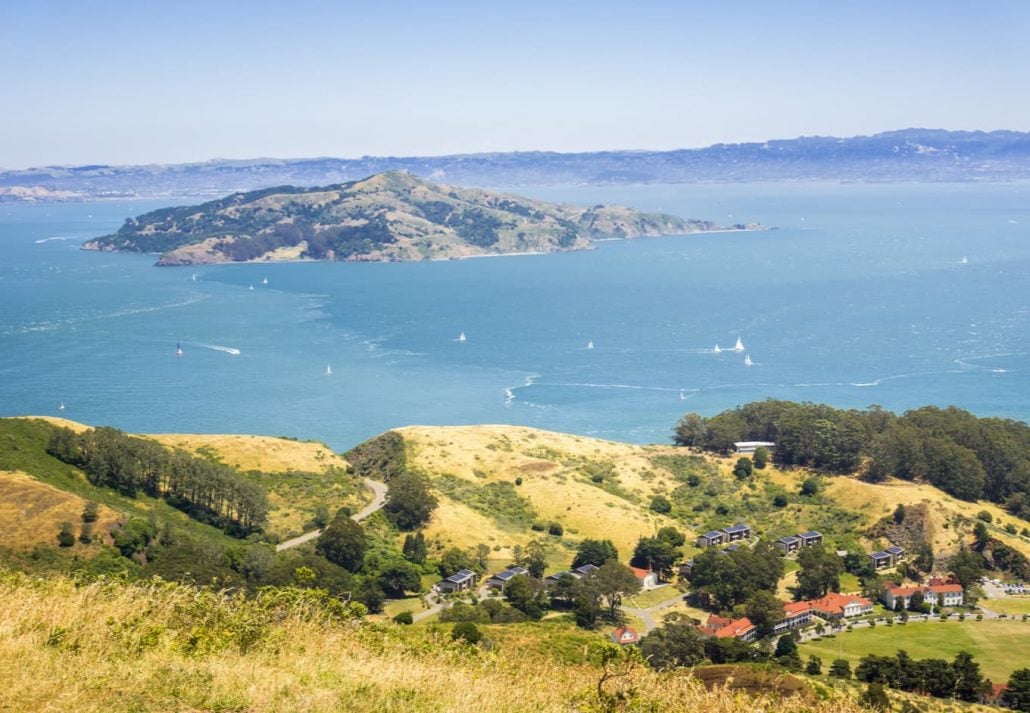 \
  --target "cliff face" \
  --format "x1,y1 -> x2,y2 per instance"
82,171 -> 734,265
